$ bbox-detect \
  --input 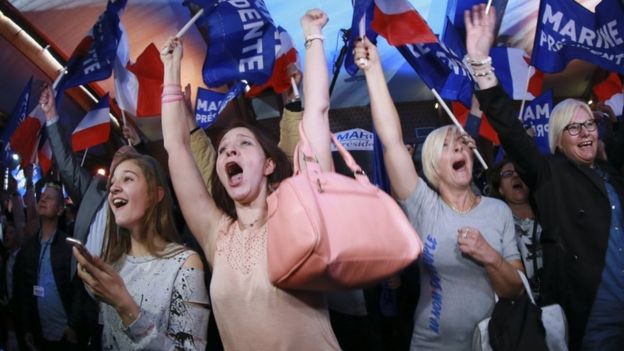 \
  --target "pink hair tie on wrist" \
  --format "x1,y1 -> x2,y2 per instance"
162,95 -> 184,104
